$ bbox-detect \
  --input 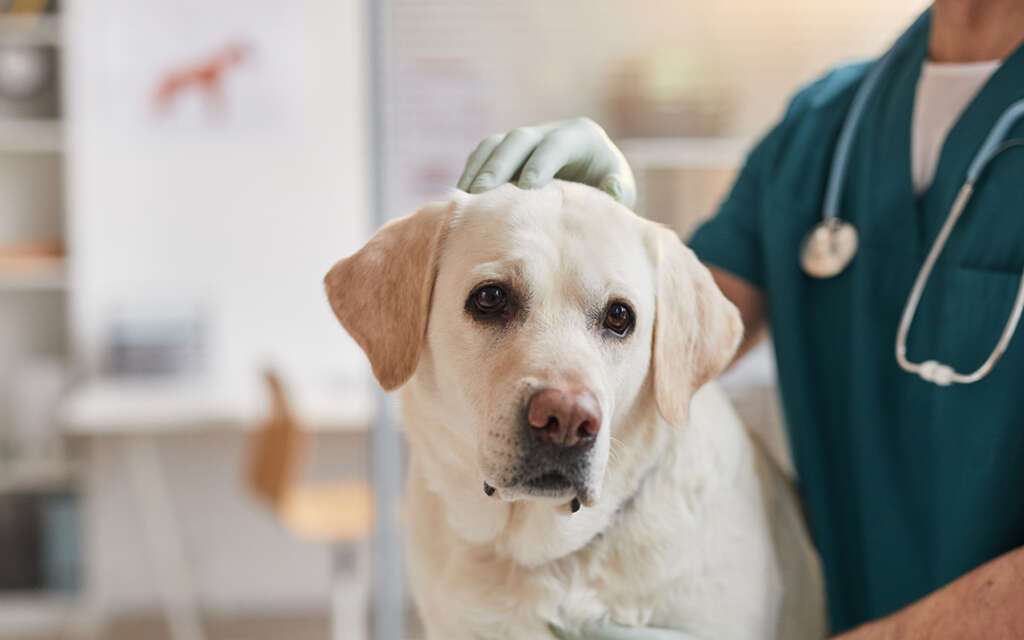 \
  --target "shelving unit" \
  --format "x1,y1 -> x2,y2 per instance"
0,258 -> 67,292
0,591 -> 78,639
0,6 -> 78,636
0,457 -> 78,494
0,118 -> 63,152
0,5 -> 69,441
